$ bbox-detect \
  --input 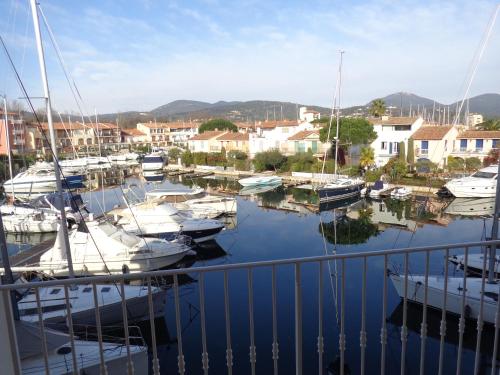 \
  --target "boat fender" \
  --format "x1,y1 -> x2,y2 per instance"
122,264 -> 130,274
